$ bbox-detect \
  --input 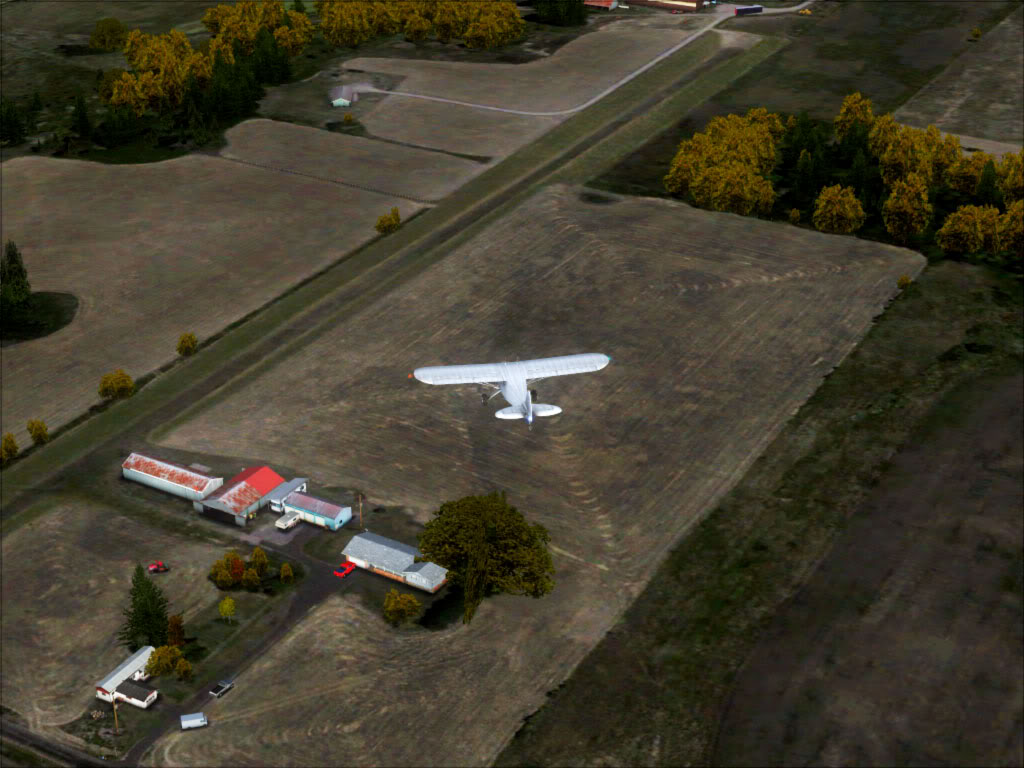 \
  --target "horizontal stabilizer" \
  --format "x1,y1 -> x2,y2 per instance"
533,404 -> 562,418
495,407 -> 524,420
